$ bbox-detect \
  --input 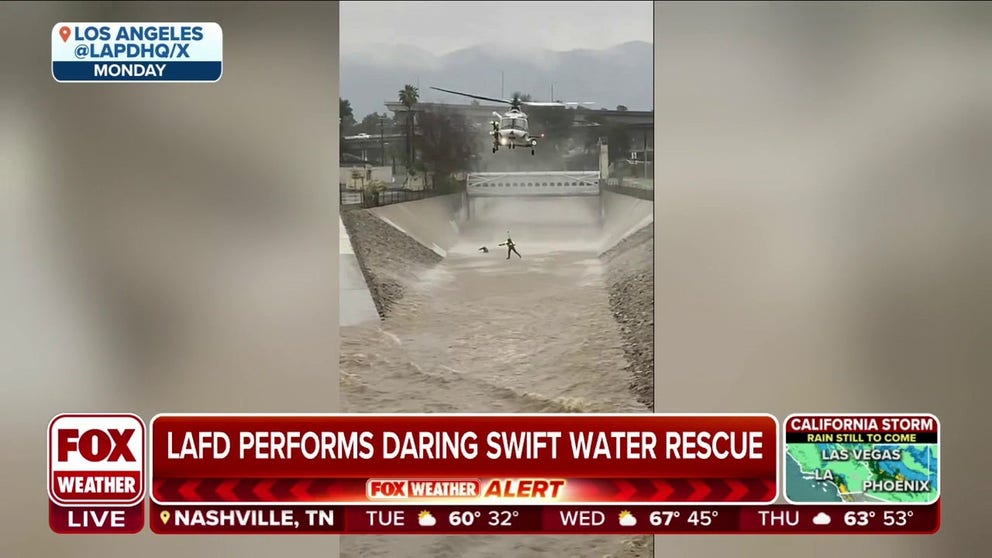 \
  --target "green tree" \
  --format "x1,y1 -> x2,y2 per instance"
414,108 -> 474,189
340,98 -> 356,134
606,124 -> 631,170
398,84 -> 419,168
355,112 -> 388,135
